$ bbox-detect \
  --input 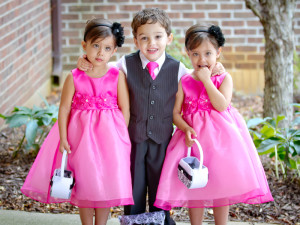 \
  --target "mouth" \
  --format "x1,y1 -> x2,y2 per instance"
197,65 -> 209,68
95,58 -> 103,62
147,48 -> 158,54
